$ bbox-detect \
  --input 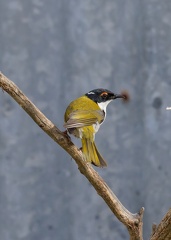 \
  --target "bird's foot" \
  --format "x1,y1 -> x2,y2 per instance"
62,130 -> 71,140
